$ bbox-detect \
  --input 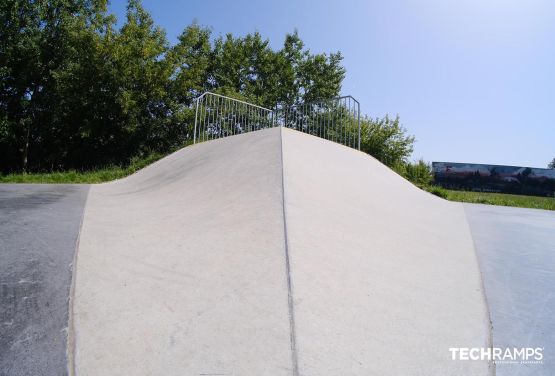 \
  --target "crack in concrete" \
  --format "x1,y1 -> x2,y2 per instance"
279,127 -> 300,376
